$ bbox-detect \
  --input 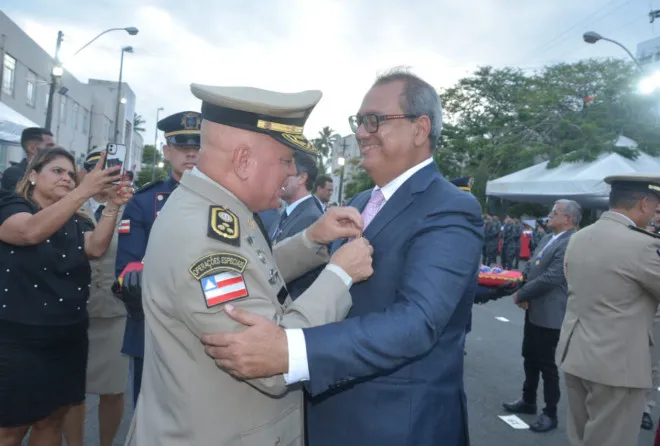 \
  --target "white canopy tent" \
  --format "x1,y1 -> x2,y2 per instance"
0,102 -> 39,144
486,148 -> 660,208
0,102 -> 40,171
